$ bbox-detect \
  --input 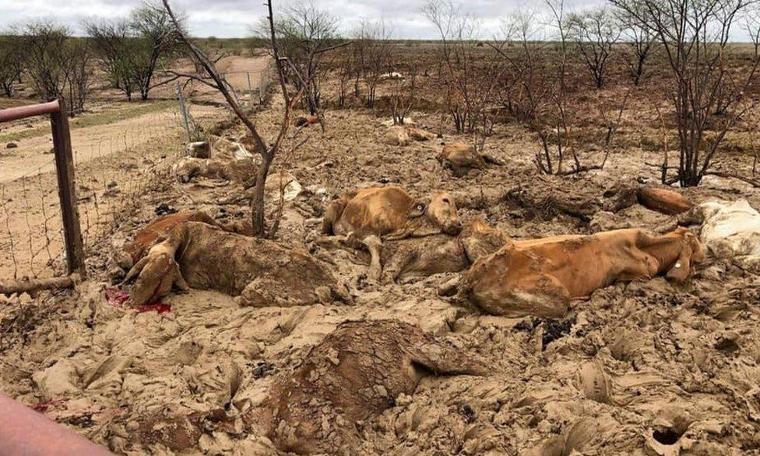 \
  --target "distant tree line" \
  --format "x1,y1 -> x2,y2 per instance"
0,1 -> 182,114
